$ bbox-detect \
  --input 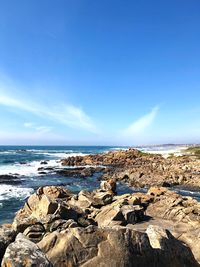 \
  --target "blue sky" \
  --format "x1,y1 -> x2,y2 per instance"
0,0 -> 200,145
